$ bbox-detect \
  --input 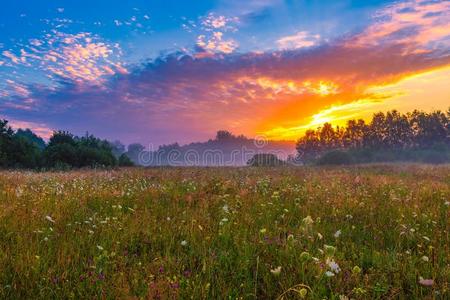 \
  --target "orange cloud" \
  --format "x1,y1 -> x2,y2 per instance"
260,65 -> 450,140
